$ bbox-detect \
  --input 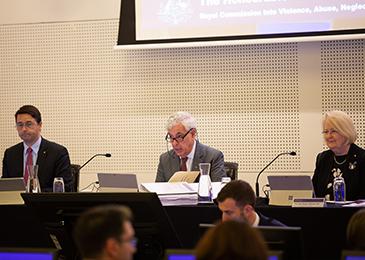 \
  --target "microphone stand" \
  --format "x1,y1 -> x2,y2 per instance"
255,152 -> 296,204
78,153 -> 111,171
